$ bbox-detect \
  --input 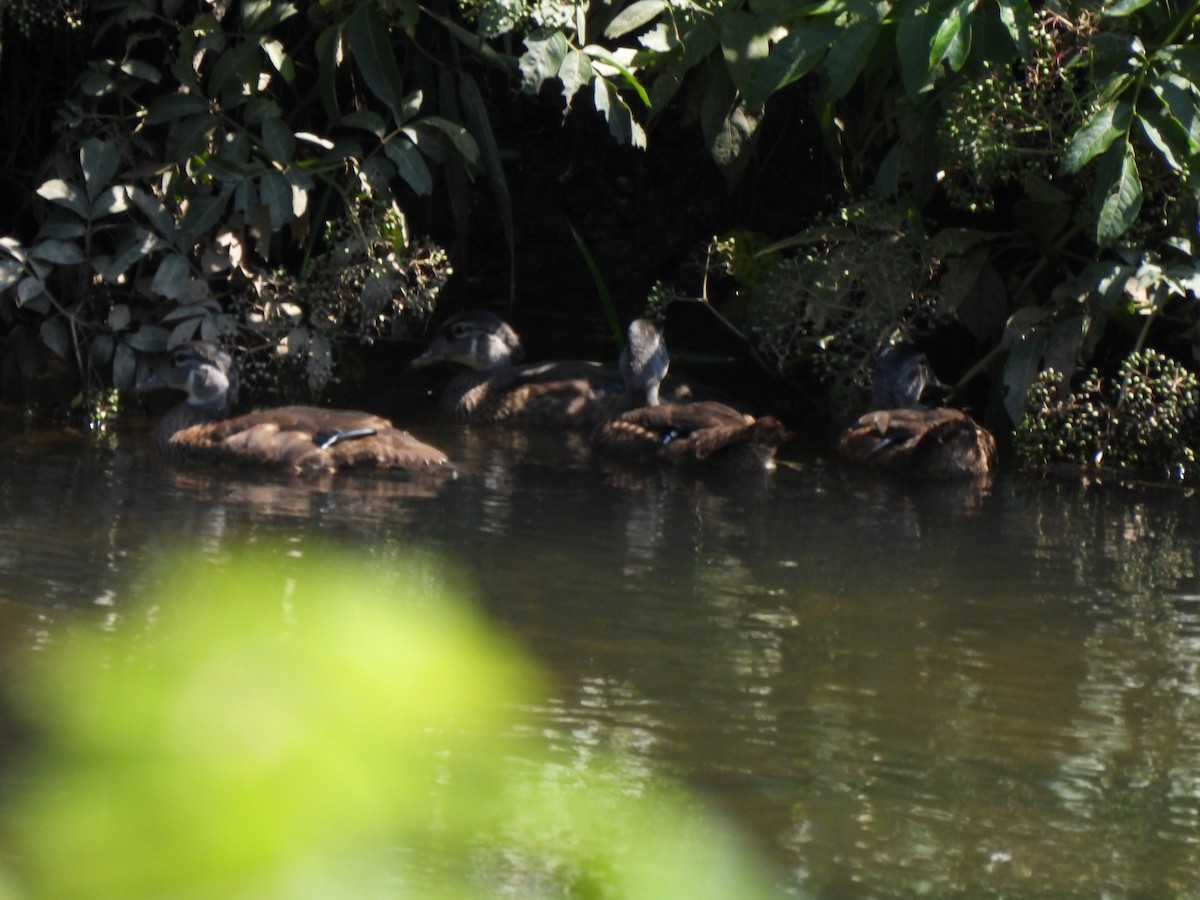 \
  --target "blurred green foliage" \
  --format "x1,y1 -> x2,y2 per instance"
0,547 -> 779,899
